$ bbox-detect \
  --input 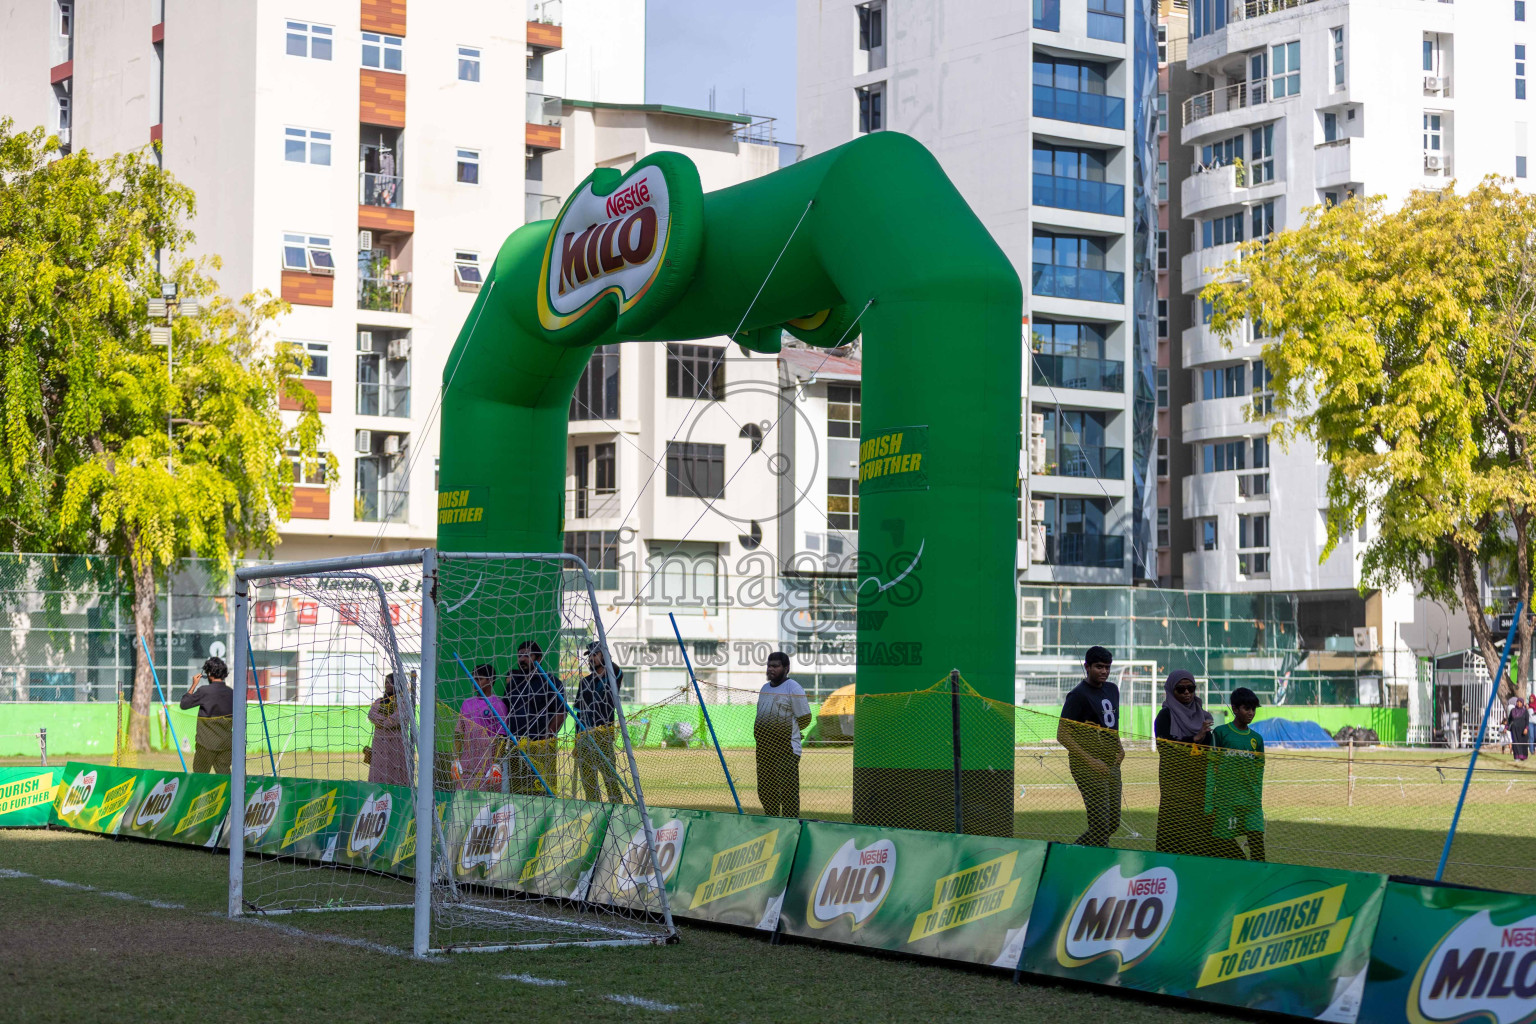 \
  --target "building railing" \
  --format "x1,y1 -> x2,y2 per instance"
526,92 -> 563,125
1049,533 -> 1126,568
1235,0 -> 1325,20
1182,80 -> 1267,128
355,488 -> 409,524
1053,444 -> 1125,479
567,487 -> 621,521
1032,173 -> 1125,217
1033,85 -> 1125,130
1031,354 -> 1126,393
528,0 -> 562,24
360,172 -> 404,209
525,192 -> 561,222
356,383 -> 411,418
358,252 -> 411,313
733,116 -> 778,145
1031,263 -> 1126,304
